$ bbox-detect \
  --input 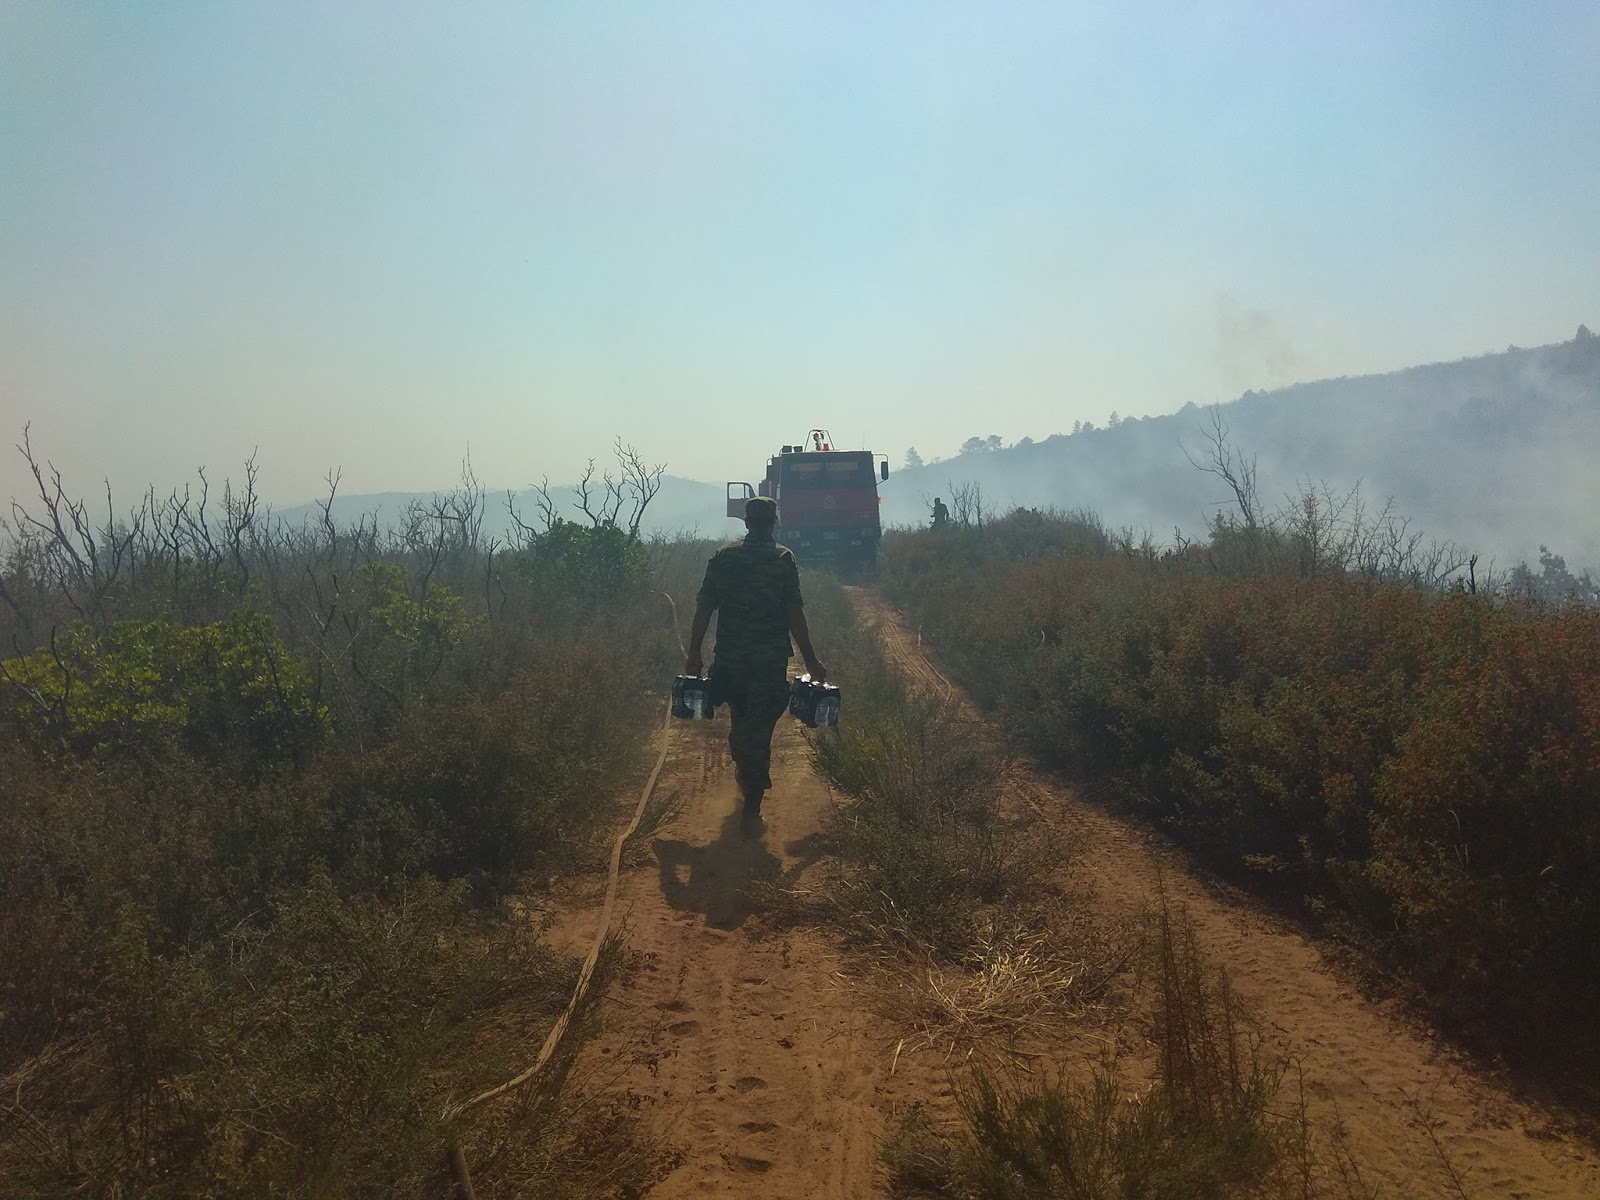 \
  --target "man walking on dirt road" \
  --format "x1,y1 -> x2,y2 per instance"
685,496 -> 826,830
